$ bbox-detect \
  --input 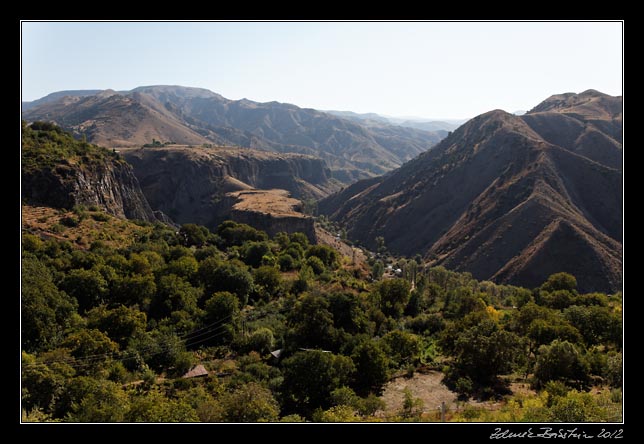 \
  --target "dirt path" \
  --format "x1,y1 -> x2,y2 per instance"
379,371 -> 510,417
380,371 -> 458,416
